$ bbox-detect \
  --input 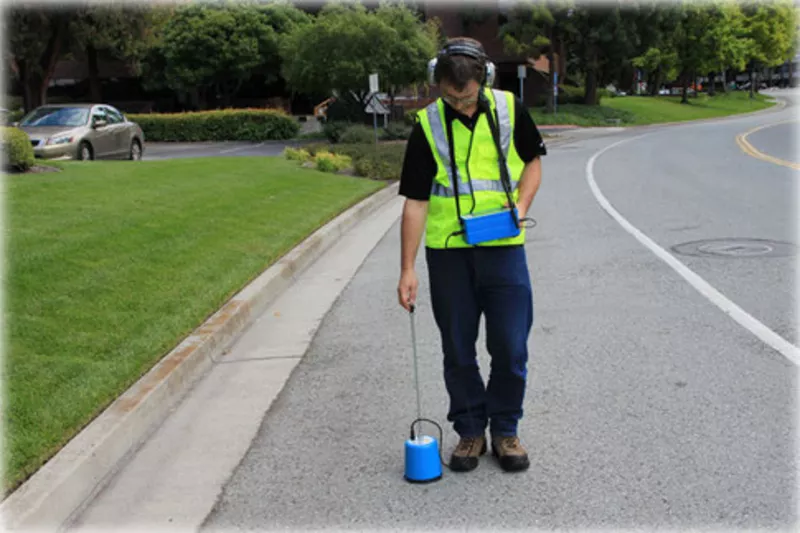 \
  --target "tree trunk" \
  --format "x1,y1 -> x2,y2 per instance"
545,31 -> 555,113
681,70 -> 689,104
708,71 -> 716,96
749,63 -> 755,99
584,48 -> 599,106
691,70 -> 698,98
87,44 -> 102,102
790,61 -> 794,88
584,68 -> 598,105
722,68 -> 728,93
